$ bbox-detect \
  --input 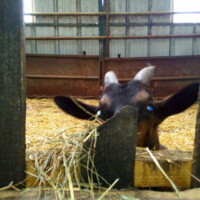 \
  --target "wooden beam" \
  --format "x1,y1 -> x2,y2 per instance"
24,22 -> 200,28
191,84 -> 200,187
24,11 -> 200,16
26,34 -> 200,40
135,149 -> 192,188
26,74 -> 99,80
0,0 -> 25,187
2,187 -> 200,199
118,76 -> 200,82
105,0 -> 110,58
26,149 -> 193,189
